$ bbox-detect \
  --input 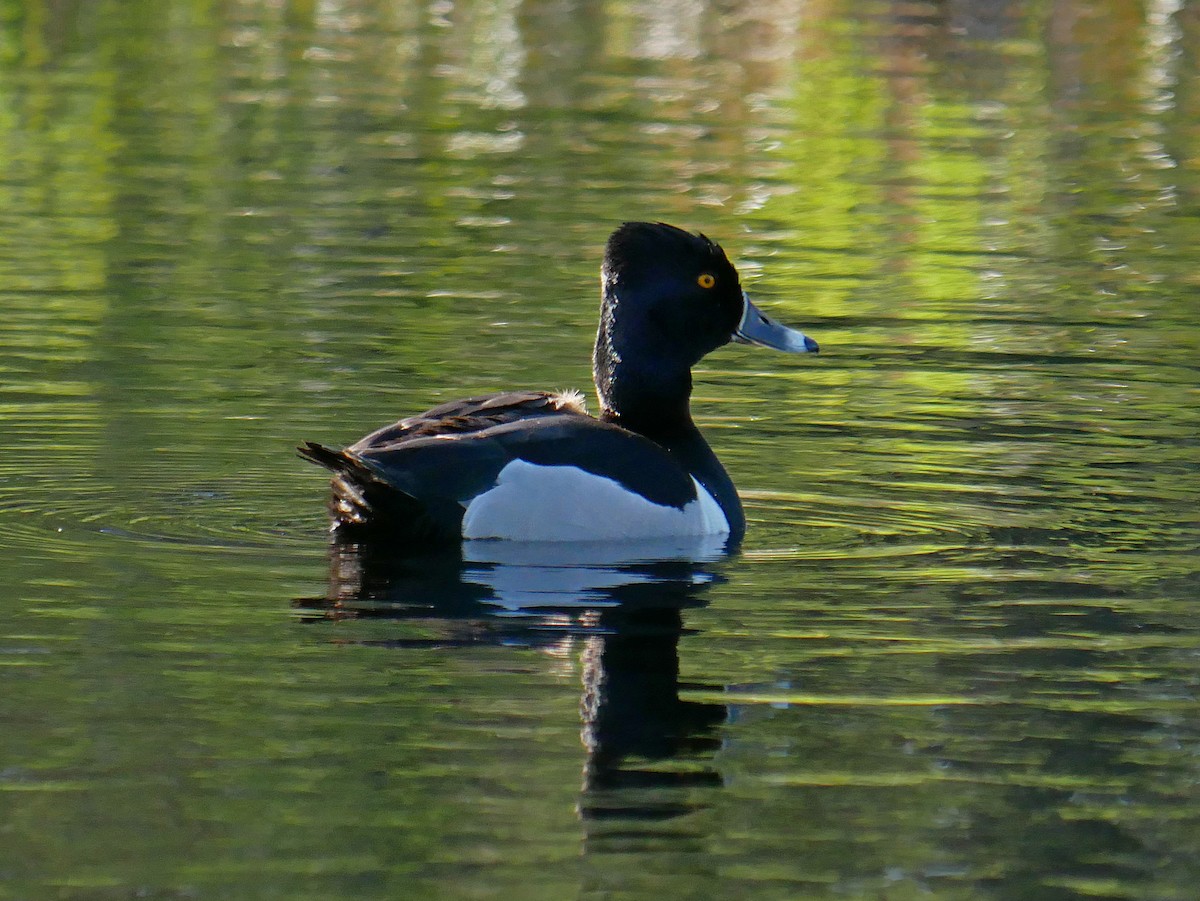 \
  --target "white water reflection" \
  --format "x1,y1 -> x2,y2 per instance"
462,535 -> 728,611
